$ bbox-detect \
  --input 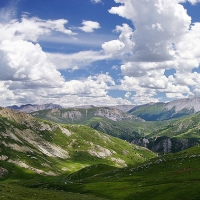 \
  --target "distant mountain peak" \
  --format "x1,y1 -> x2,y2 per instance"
7,103 -> 62,113
165,96 -> 200,113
